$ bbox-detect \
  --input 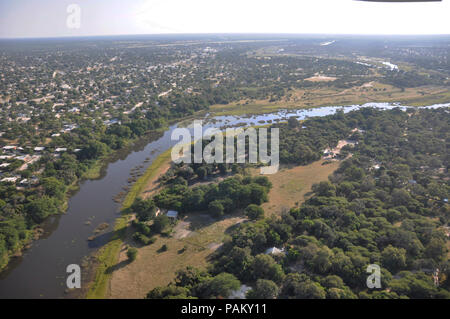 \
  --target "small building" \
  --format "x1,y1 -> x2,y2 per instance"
1,177 -> 18,183
55,148 -> 67,152
3,146 -> 17,151
34,147 -> 45,152
166,210 -> 179,219
265,247 -> 285,256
